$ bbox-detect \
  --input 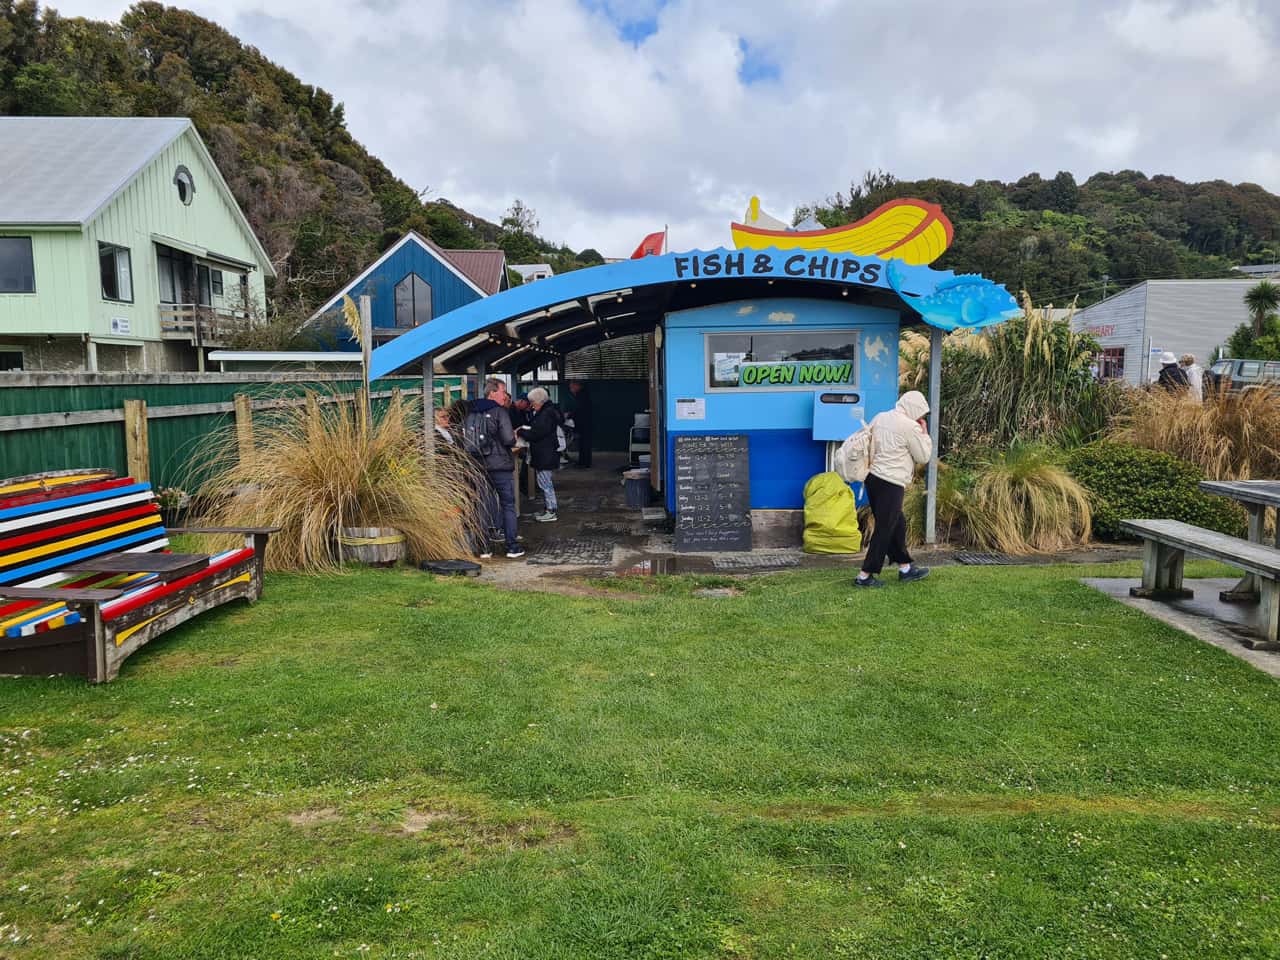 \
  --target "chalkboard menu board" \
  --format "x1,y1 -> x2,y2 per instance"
673,434 -> 752,552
